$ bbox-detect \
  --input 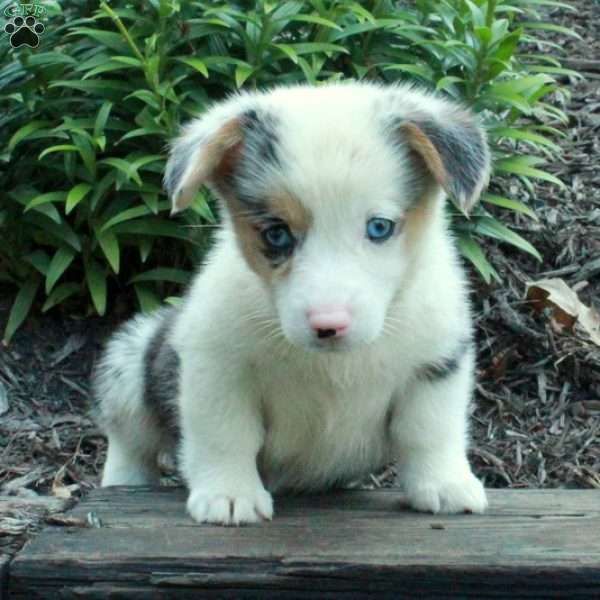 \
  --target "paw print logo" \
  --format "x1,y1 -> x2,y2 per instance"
4,15 -> 44,48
